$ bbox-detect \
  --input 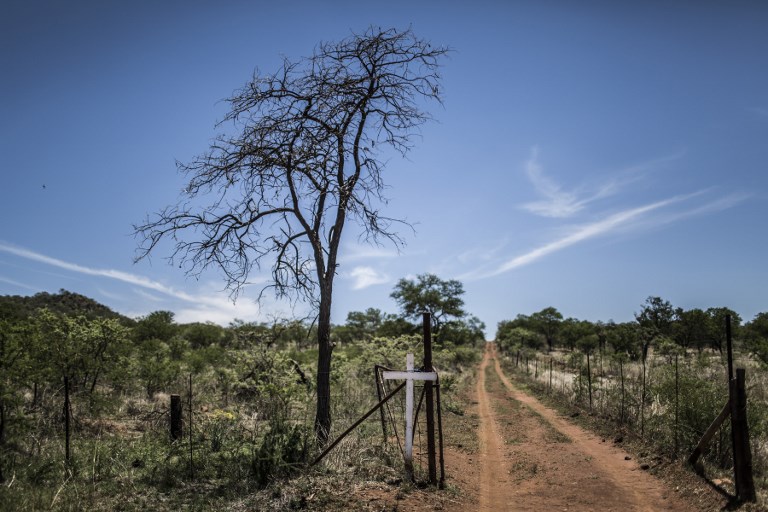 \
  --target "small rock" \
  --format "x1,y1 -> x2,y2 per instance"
624,456 -> 631,461
640,463 -> 651,470
613,436 -> 623,444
